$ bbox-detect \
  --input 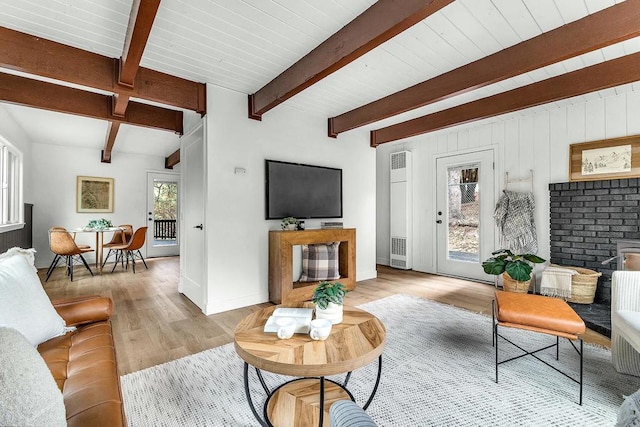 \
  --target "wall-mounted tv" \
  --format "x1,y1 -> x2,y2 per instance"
265,160 -> 342,220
